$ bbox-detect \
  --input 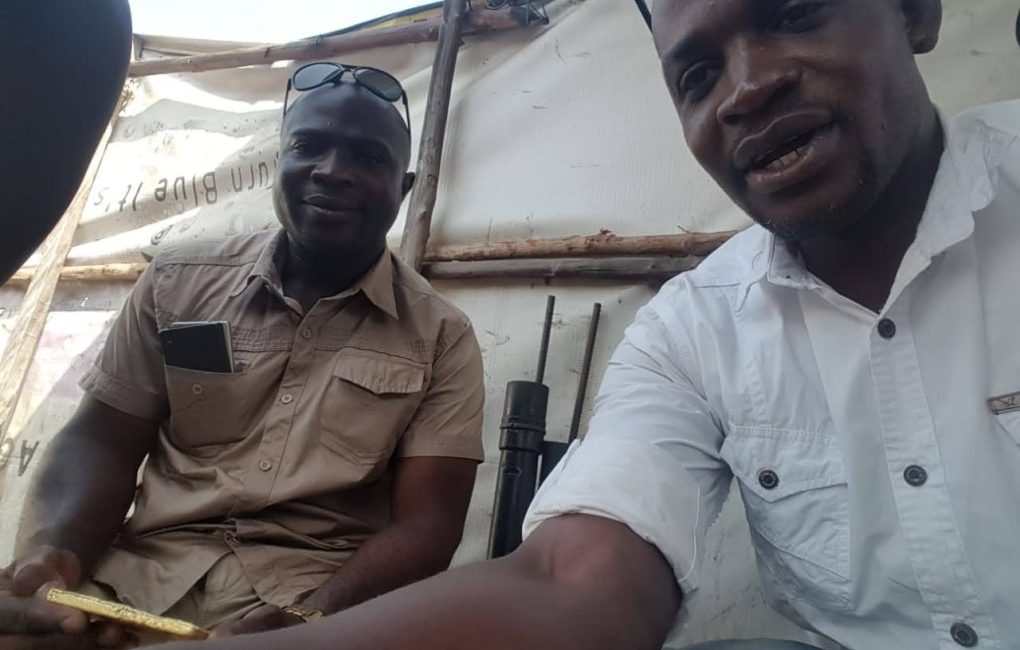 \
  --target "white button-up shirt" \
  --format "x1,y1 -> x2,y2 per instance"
524,101 -> 1020,649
